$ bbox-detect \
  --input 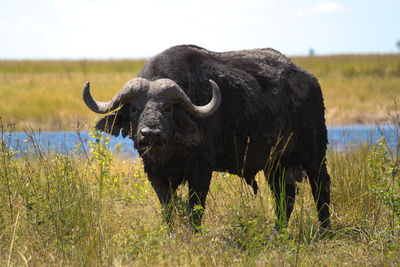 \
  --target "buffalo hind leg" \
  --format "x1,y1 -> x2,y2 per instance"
268,172 -> 296,231
188,174 -> 212,231
306,161 -> 331,232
